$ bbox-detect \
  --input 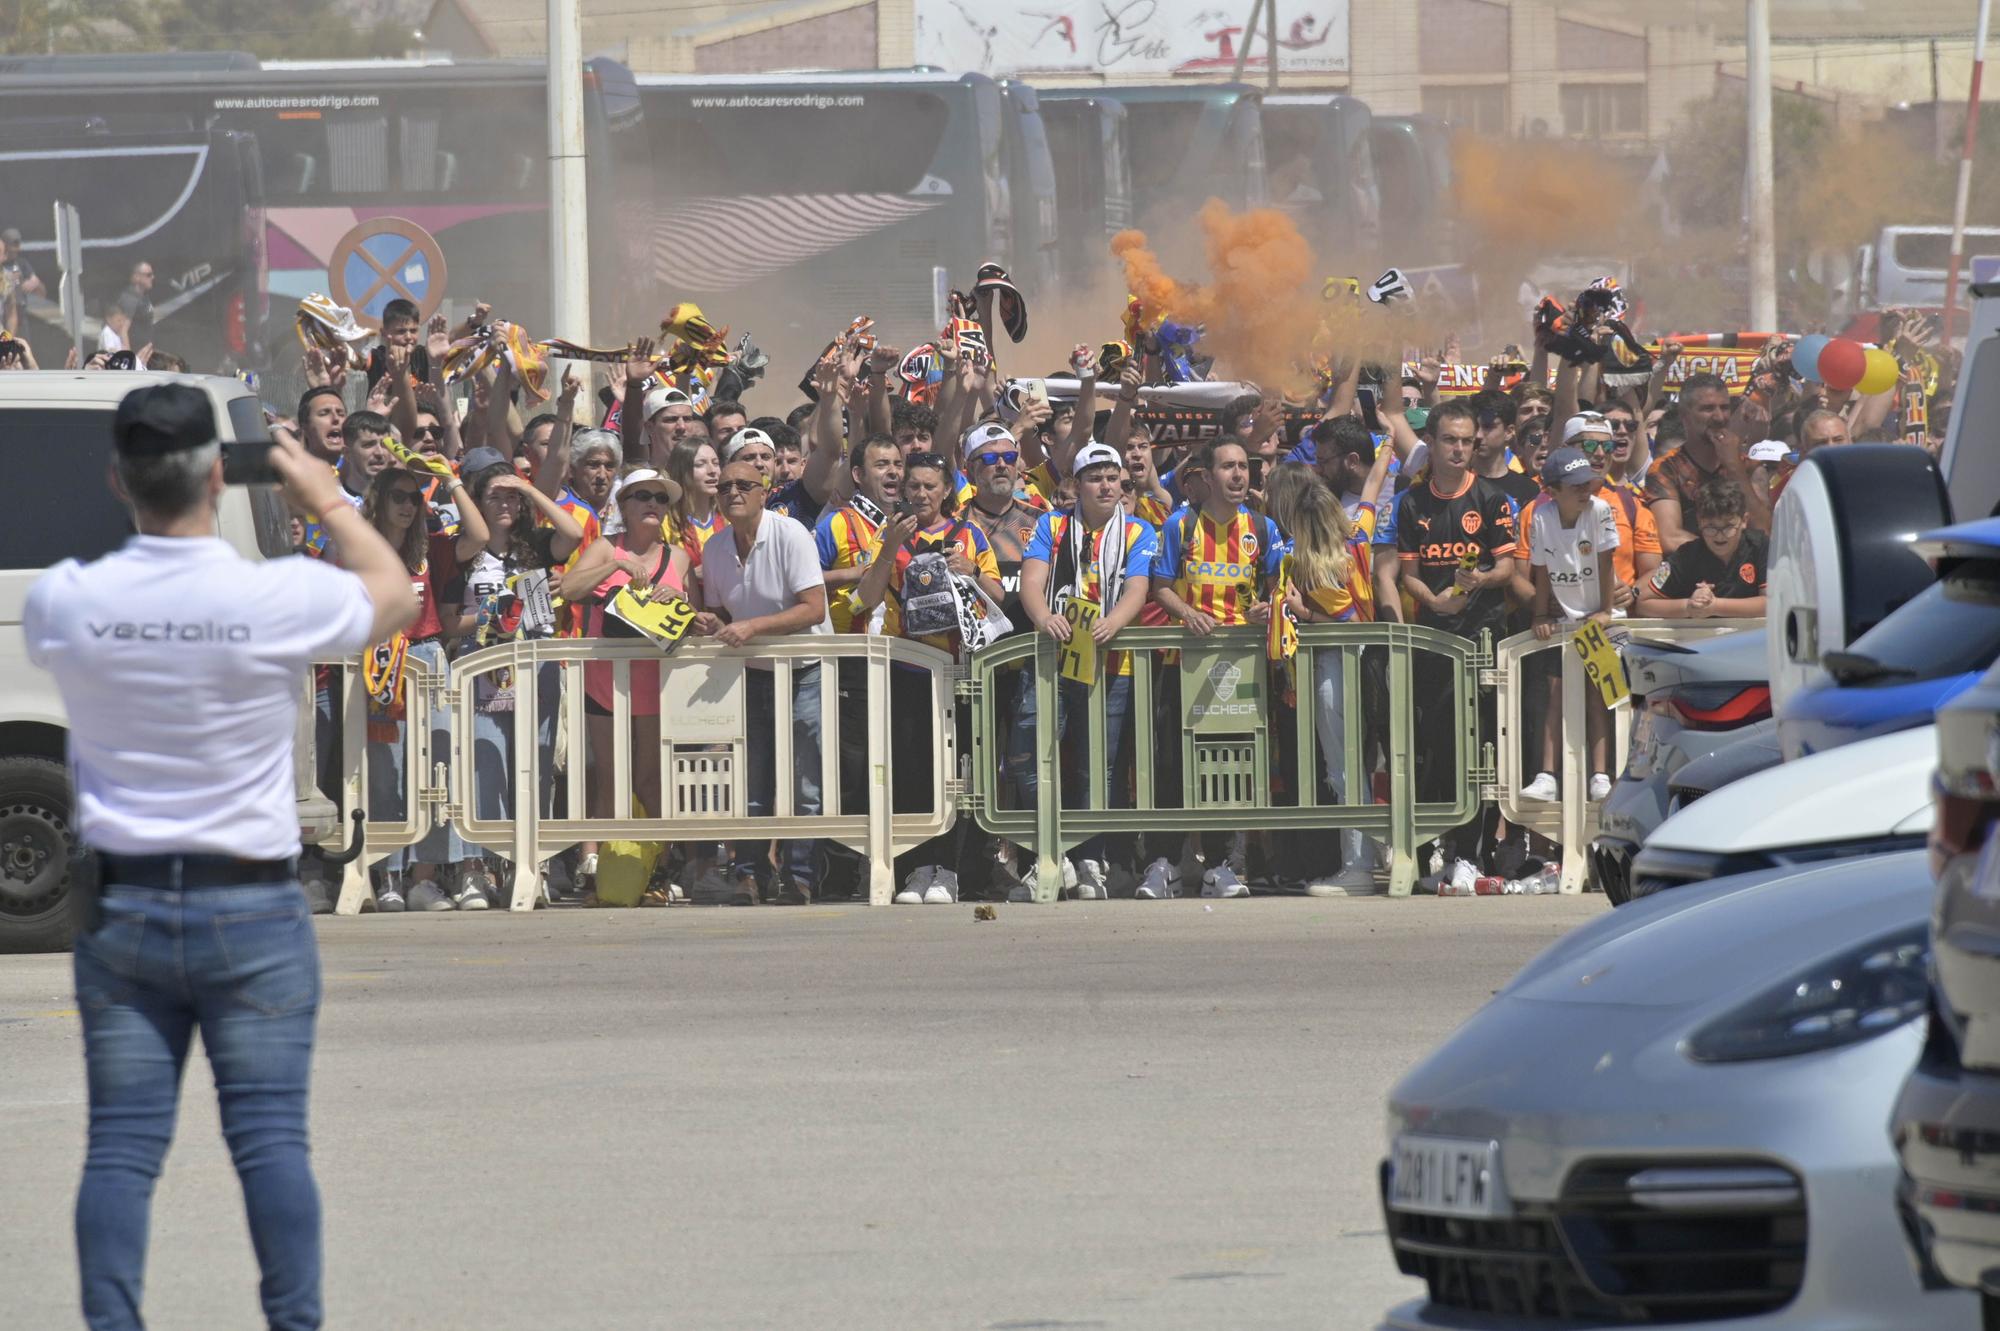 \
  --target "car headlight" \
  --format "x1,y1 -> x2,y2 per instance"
1683,925 -> 1930,1063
